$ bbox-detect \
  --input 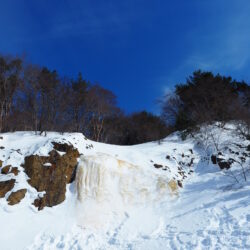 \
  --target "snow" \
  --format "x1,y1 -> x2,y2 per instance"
0,125 -> 249,250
